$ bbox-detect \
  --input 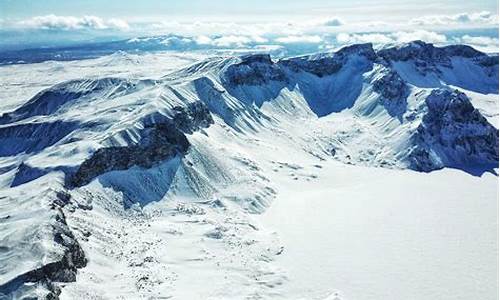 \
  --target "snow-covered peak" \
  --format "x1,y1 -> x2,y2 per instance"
376,40 -> 494,64
0,42 -> 498,298
407,89 -> 498,171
